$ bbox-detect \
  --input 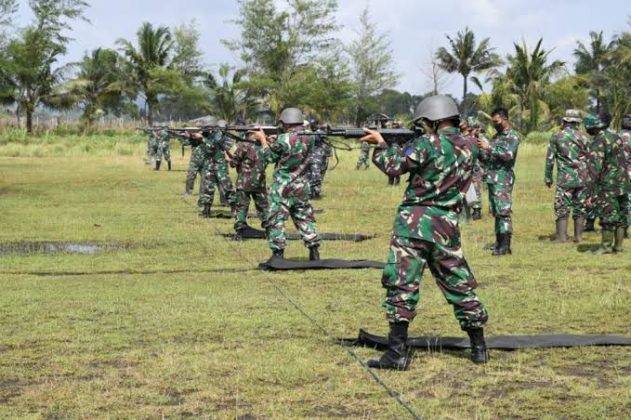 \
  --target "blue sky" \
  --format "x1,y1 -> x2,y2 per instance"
12,0 -> 631,97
